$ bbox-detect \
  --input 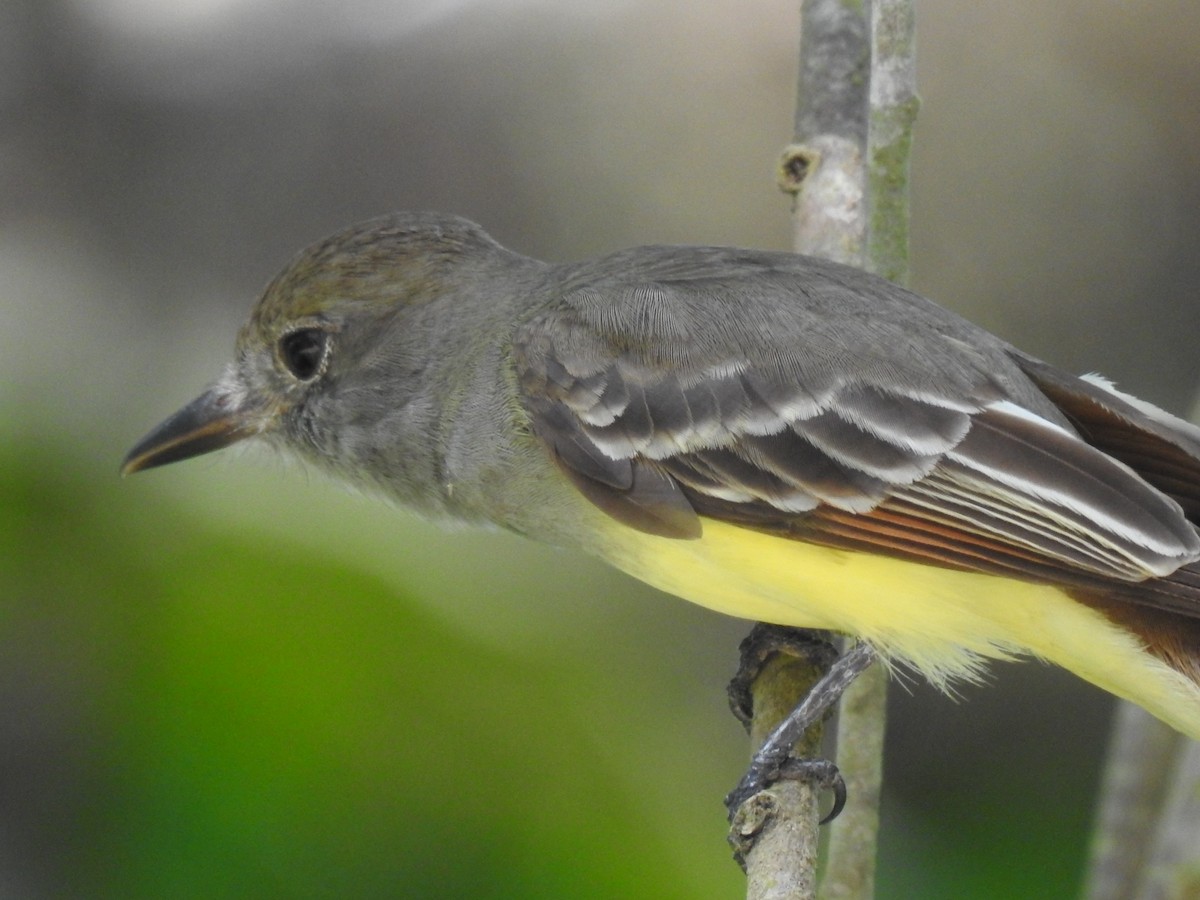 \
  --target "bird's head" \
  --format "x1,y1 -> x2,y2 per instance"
121,212 -> 503,476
